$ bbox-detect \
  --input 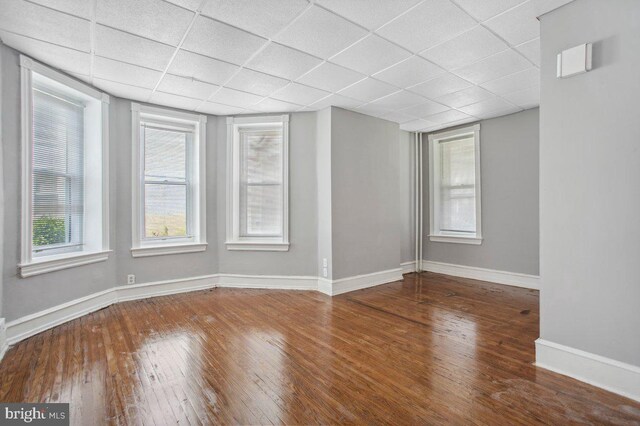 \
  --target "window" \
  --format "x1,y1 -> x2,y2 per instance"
131,104 -> 207,257
19,56 -> 110,277
428,124 -> 482,244
226,115 -> 289,251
